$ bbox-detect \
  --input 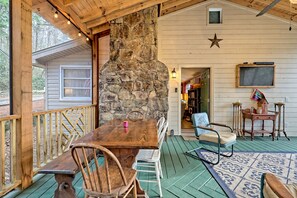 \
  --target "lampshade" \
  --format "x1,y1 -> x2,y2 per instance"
172,68 -> 177,78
